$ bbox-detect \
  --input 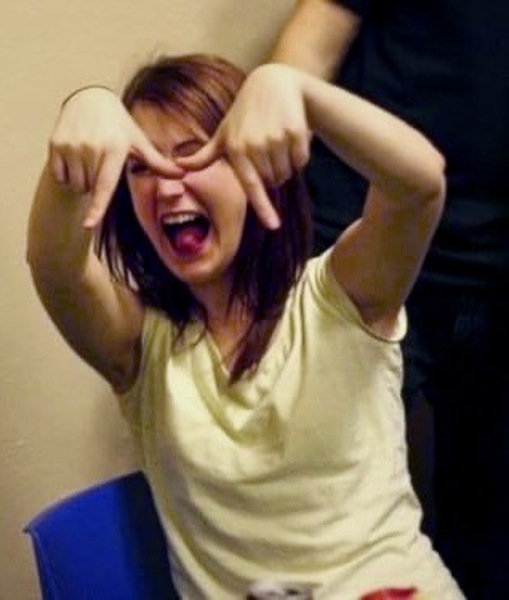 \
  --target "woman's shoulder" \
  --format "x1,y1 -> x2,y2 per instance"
117,308 -> 177,401
297,251 -> 406,343
297,250 -> 351,311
